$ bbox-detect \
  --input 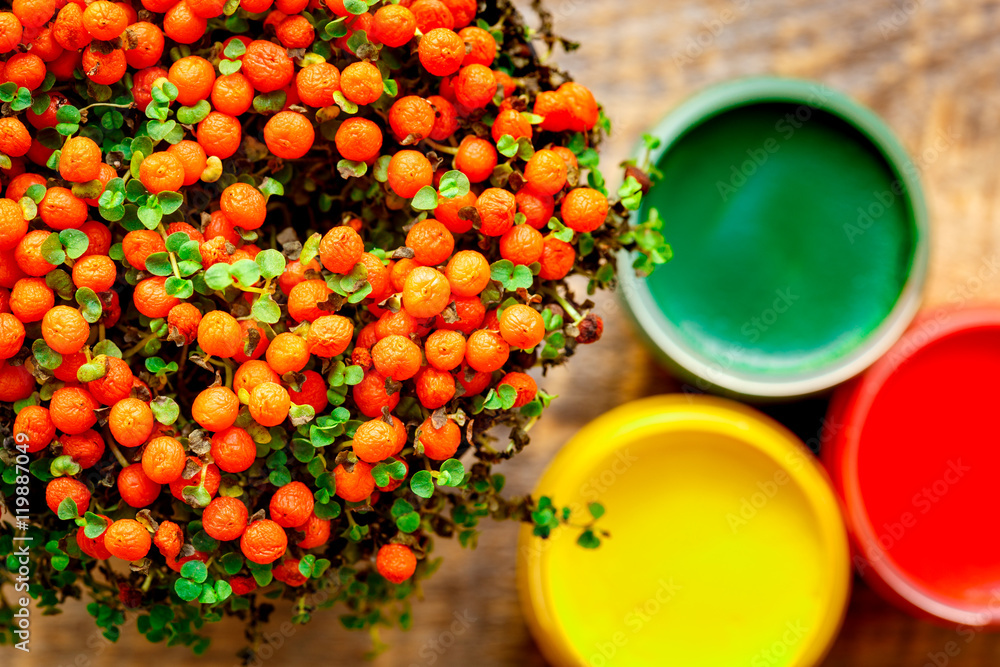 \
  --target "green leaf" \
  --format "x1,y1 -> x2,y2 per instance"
150,396 -> 180,425
176,100 -> 211,125
137,205 -> 162,230
255,249 -> 285,279
438,170 -> 470,199
57,497 -> 79,520
174,578 -> 202,602
24,183 -> 46,204
50,454 -> 81,477
158,191 -> 184,214
337,159 -> 367,179
439,459 -> 465,486
178,240 -> 201,262
56,105 -> 81,124
144,251 -> 173,277
396,512 -> 420,533
10,87 -> 32,112
40,232 -> 66,265
146,119 -> 176,142
576,529 -> 601,549
299,232 -> 321,266
382,78 -> 398,97
229,259 -> 261,288
496,134 -> 517,158
344,0 -> 367,14
165,232 -> 190,254
59,229 -> 89,259
588,502 -> 605,519
224,39 -> 247,58
219,59 -> 242,76
410,470 -> 434,498
259,177 -> 283,200
251,294 -> 281,324
203,262 -> 233,290
410,185 -> 438,211
332,91 -> 358,114
76,359 -> 106,382
390,498 -> 414,519
32,339 -> 62,370
75,287 -> 103,323
83,513 -> 108,539
373,155 -> 391,183
220,552 -> 243,575
93,339 -> 122,358
288,402 -> 315,427
181,559 -> 208,583
252,91 -> 286,114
